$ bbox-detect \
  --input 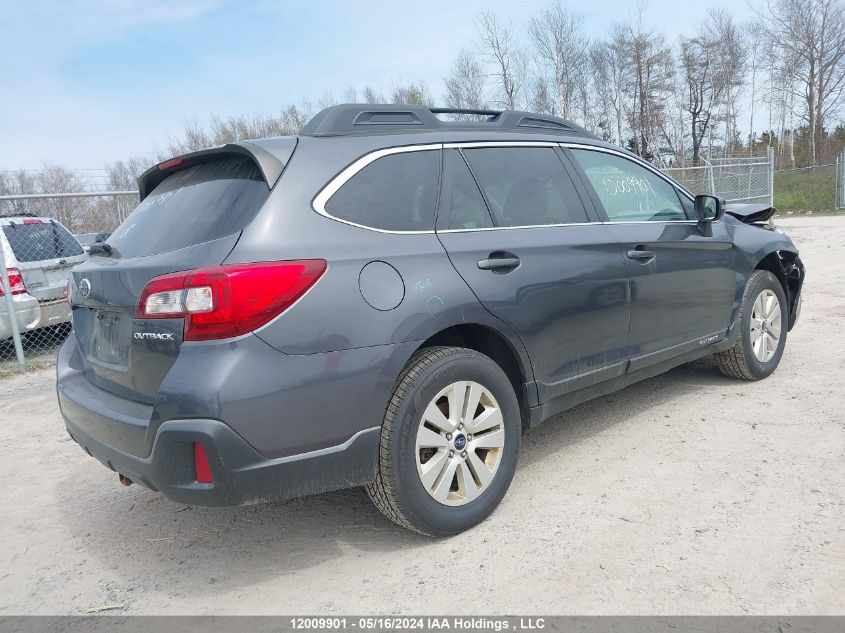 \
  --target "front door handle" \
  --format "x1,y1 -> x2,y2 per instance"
478,252 -> 520,272
626,248 -> 656,263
